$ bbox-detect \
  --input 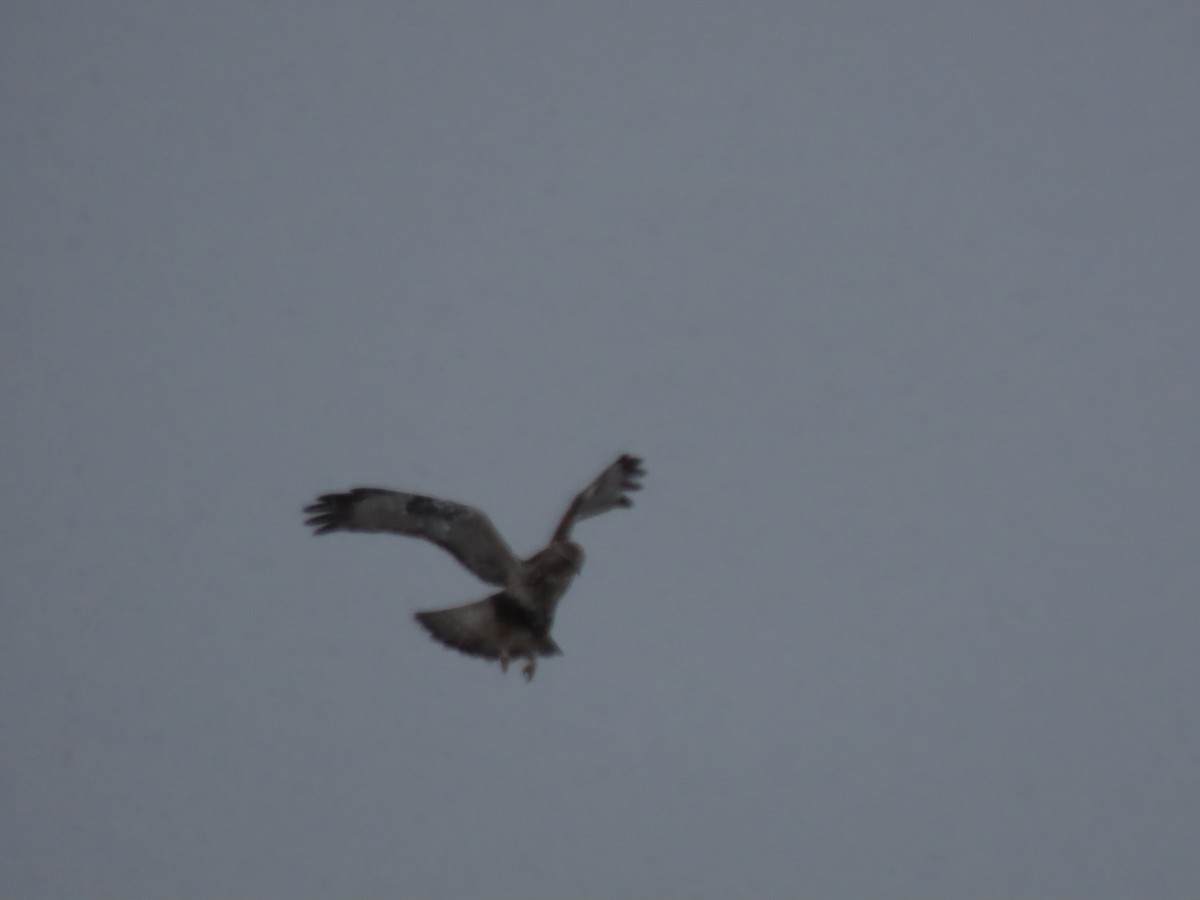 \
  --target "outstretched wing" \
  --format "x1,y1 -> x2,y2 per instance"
552,454 -> 645,542
304,488 -> 518,586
